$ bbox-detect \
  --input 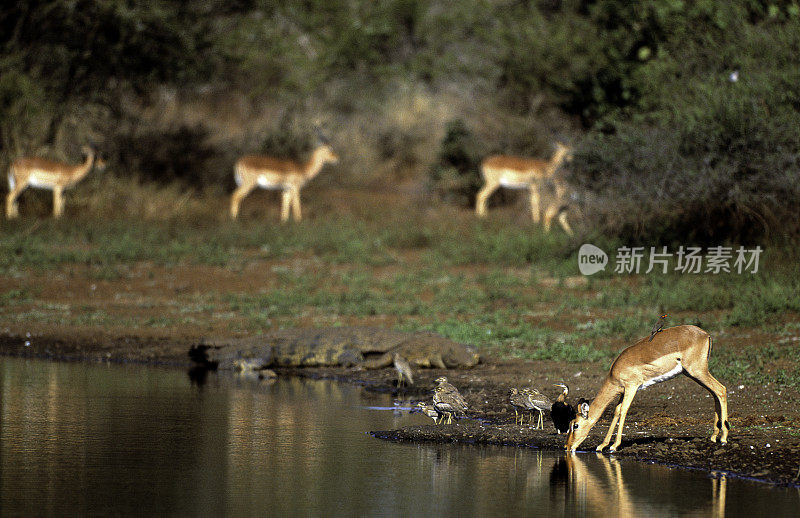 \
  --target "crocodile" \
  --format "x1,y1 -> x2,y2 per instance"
189,326 -> 480,370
